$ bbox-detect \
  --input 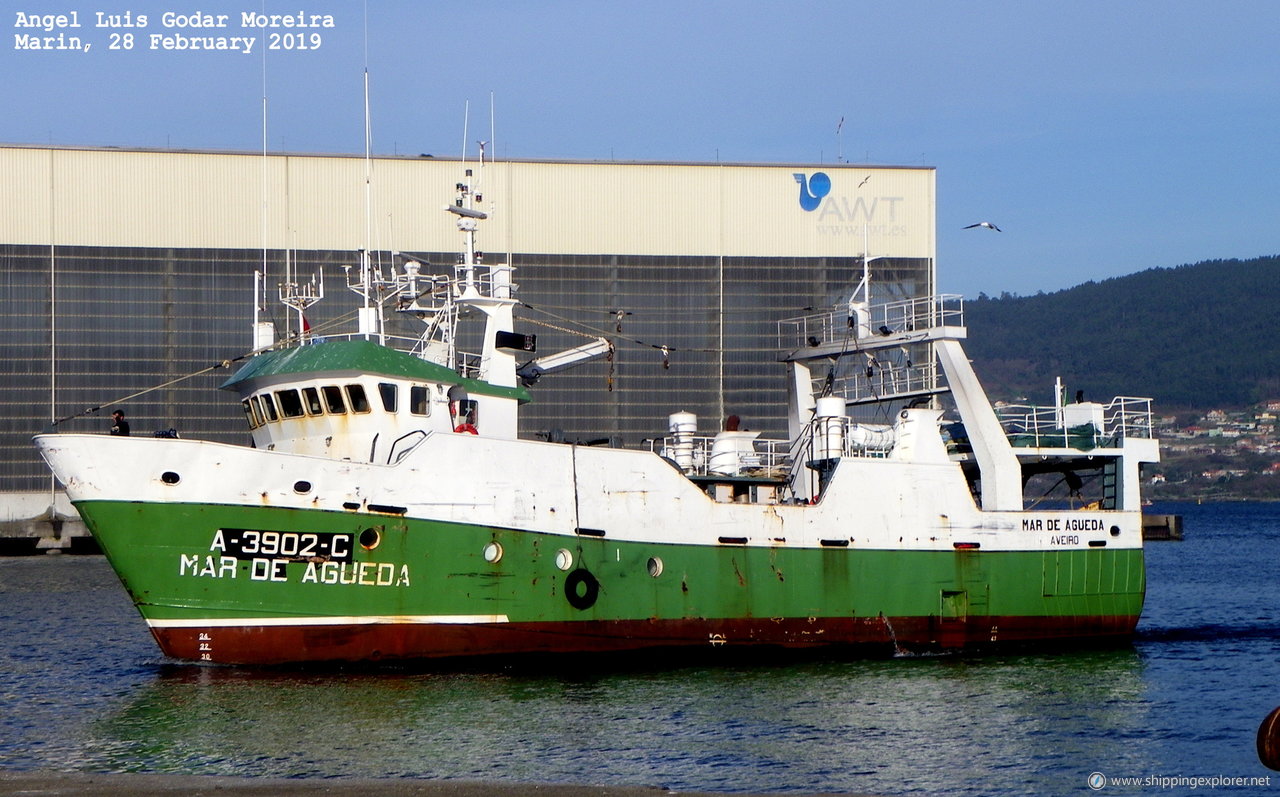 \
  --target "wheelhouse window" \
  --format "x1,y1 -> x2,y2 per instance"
258,394 -> 279,422
378,382 -> 397,412
455,398 -> 478,426
322,385 -> 346,414
276,389 -> 305,418
346,384 -> 370,413
302,387 -> 323,415
410,386 -> 430,416
242,399 -> 261,429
